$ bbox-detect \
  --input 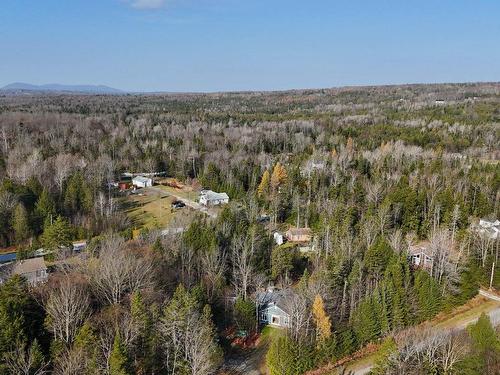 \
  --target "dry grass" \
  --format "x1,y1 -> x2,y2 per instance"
156,184 -> 200,201
432,296 -> 500,329
124,189 -> 196,230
